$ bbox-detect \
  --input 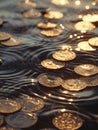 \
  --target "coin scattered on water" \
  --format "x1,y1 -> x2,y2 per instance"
88,37 -> 98,47
52,50 -> 76,61
41,59 -> 65,69
38,73 -> 63,87
61,79 -> 87,91
37,22 -> 57,29
52,112 -> 83,130
0,32 -> 11,41
5,111 -> 38,129
51,0 -> 69,6
18,1 -> 36,8
82,14 -> 98,23
74,64 -> 98,77
44,11 -> 63,19
0,114 -> 4,127
0,98 -> 22,114
74,21 -> 95,31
